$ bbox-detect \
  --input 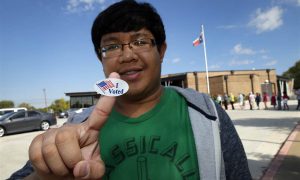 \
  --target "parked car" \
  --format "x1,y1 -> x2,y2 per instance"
0,110 -> 57,137
67,108 -> 87,120
0,107 -> 27,118
58,111 -> 68,118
